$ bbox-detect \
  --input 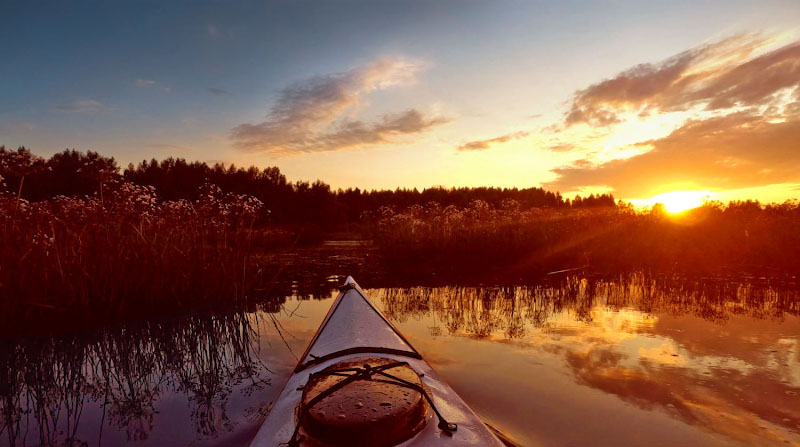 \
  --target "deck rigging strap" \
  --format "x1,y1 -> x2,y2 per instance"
280,361 -> 458,447
295,347 -> 422,372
